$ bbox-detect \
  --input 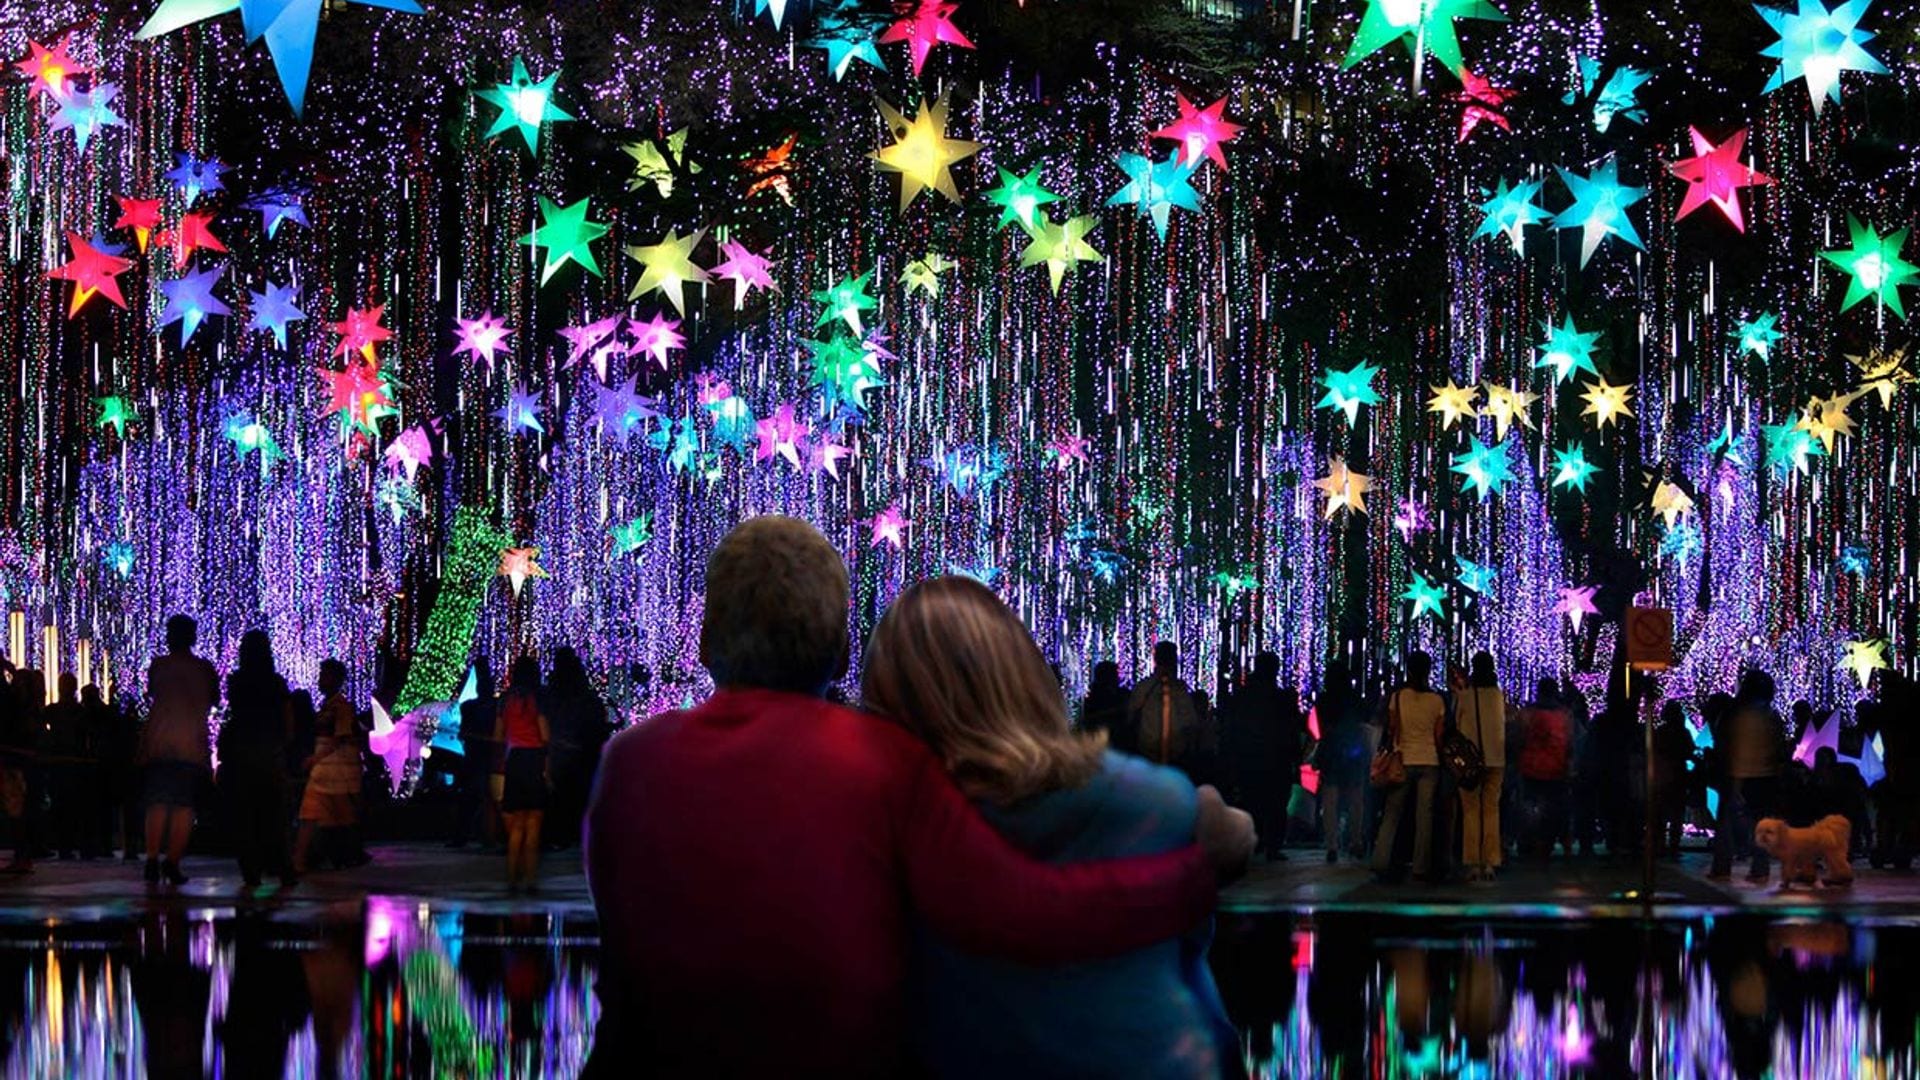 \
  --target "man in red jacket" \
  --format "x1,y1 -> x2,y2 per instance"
584,516 -> 1252,1077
